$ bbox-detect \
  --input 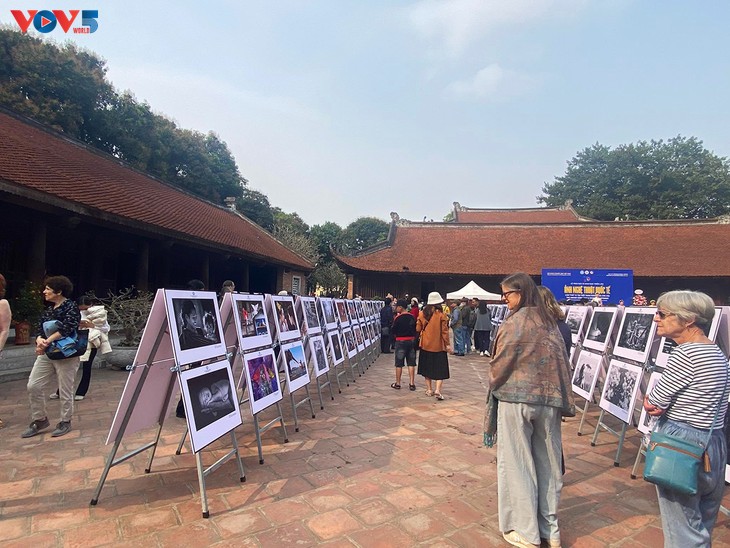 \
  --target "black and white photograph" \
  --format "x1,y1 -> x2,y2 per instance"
328,330 -> 345,365
165,289 -> 225,365
638,372 -> 663,436
565,306 -> 592,345
355,299 -> 365,320
242,348 -> 282,415
280,340 -> 310,392
653,336 -> 677,368
613,307 -> 657,363
599,359 -> 643,424
231,294 -> 272,351
342,327 -> 358,358
582,308 -> 620,352
335,299 -> 350,327
571,350 -> 603,401
308,335 -> 329,377
319,297 -> 338,330
179,359 -> 242,453
298,296 -> 322,335
353,323 -> 365,351
271,295 -> 301,342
